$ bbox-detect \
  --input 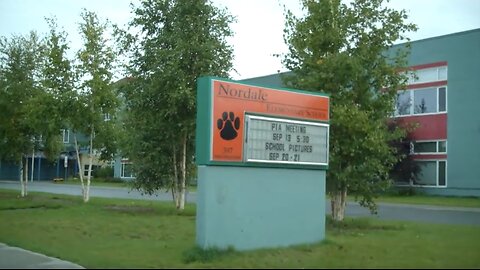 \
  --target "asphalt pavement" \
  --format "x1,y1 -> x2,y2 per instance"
0,243 -> 83,269
1,180 -> 479,268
